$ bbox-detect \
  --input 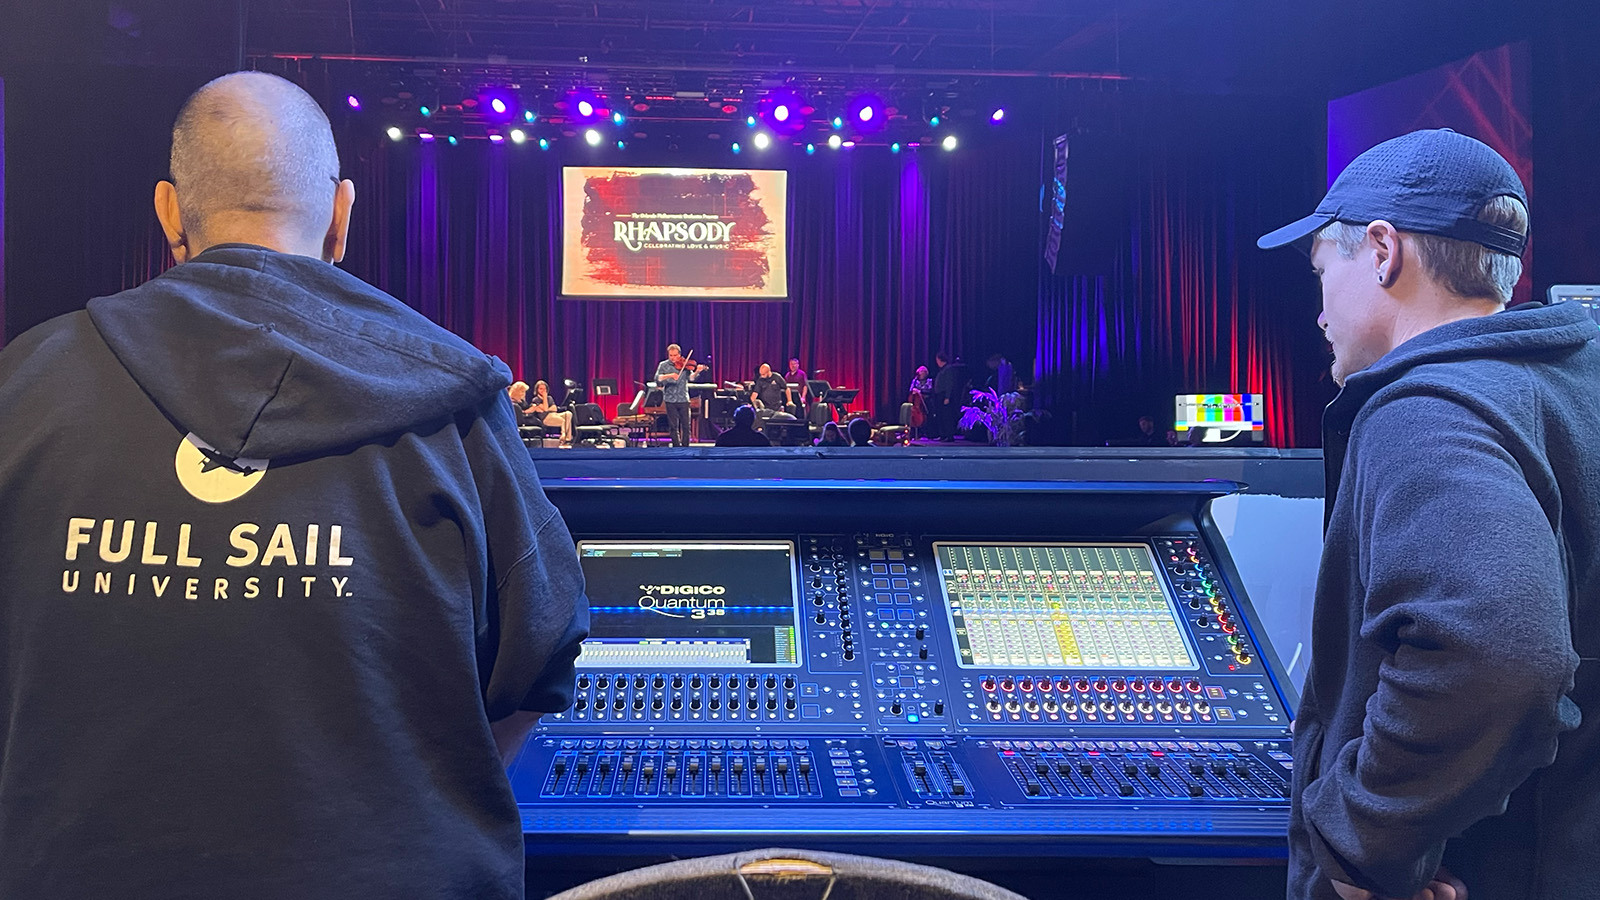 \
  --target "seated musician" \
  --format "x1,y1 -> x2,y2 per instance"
529,380 -> 574,444
507,381 -> 538,427
713,404 -> 773,447
750,363 -> 791,415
